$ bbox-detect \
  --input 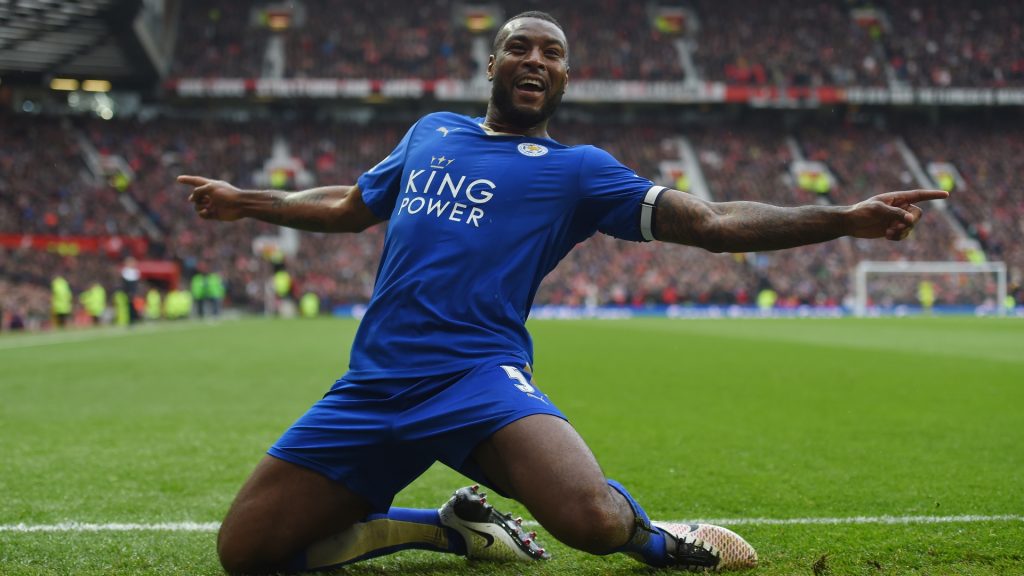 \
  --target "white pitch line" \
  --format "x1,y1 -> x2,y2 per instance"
667,514 -> 1024,527
0,522 -> 221,533
3,515 -> 1021,533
